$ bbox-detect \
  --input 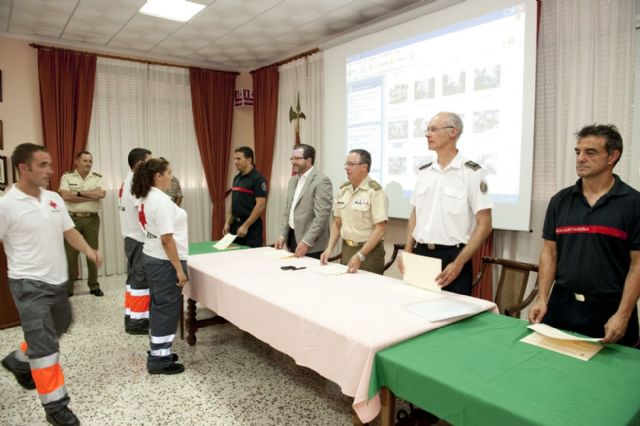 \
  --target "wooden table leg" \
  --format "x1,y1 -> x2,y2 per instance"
380,387 -> 395,426
187,297 -> 197,345
186,298 -> 228,346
